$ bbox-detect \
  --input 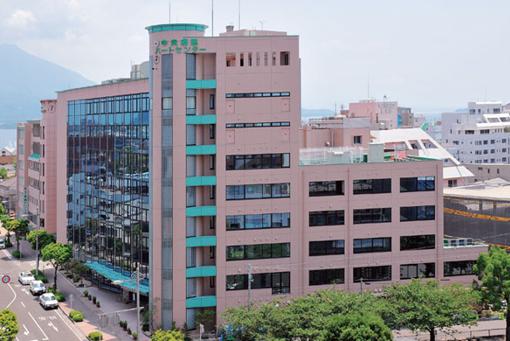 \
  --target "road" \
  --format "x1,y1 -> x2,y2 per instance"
0,244 -> 86,341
